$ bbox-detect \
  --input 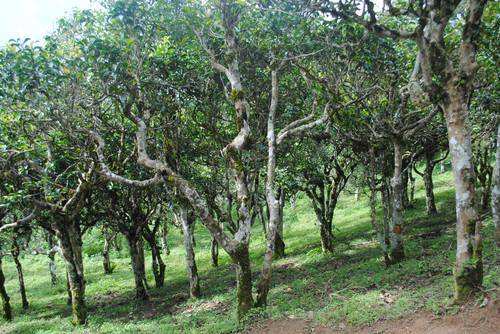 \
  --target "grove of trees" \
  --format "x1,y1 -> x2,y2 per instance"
0,0 -> 498,328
